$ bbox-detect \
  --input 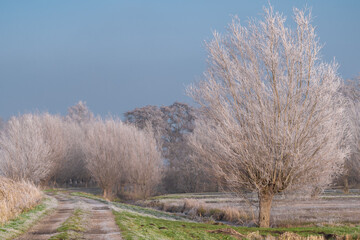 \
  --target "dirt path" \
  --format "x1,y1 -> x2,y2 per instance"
15,193 -> 122,240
